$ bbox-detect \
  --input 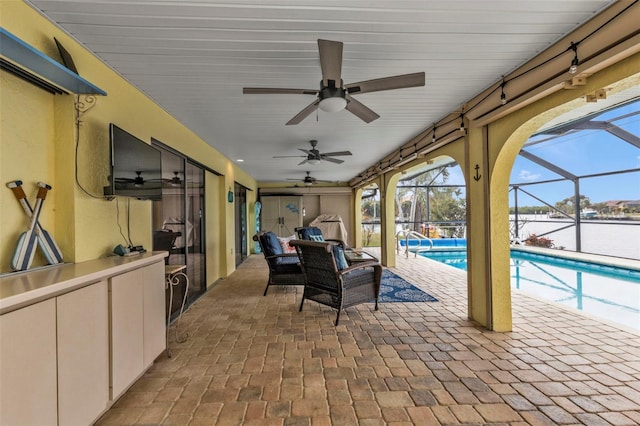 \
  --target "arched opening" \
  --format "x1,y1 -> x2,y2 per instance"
393,157 -> 467,262
509,95 -> 640,258
493,74 -> 640,331
360,184 -> 381,248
